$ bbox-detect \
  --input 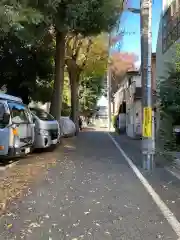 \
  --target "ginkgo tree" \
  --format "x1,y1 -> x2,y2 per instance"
65,33 -> 108,131
0,0 -> 123,123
